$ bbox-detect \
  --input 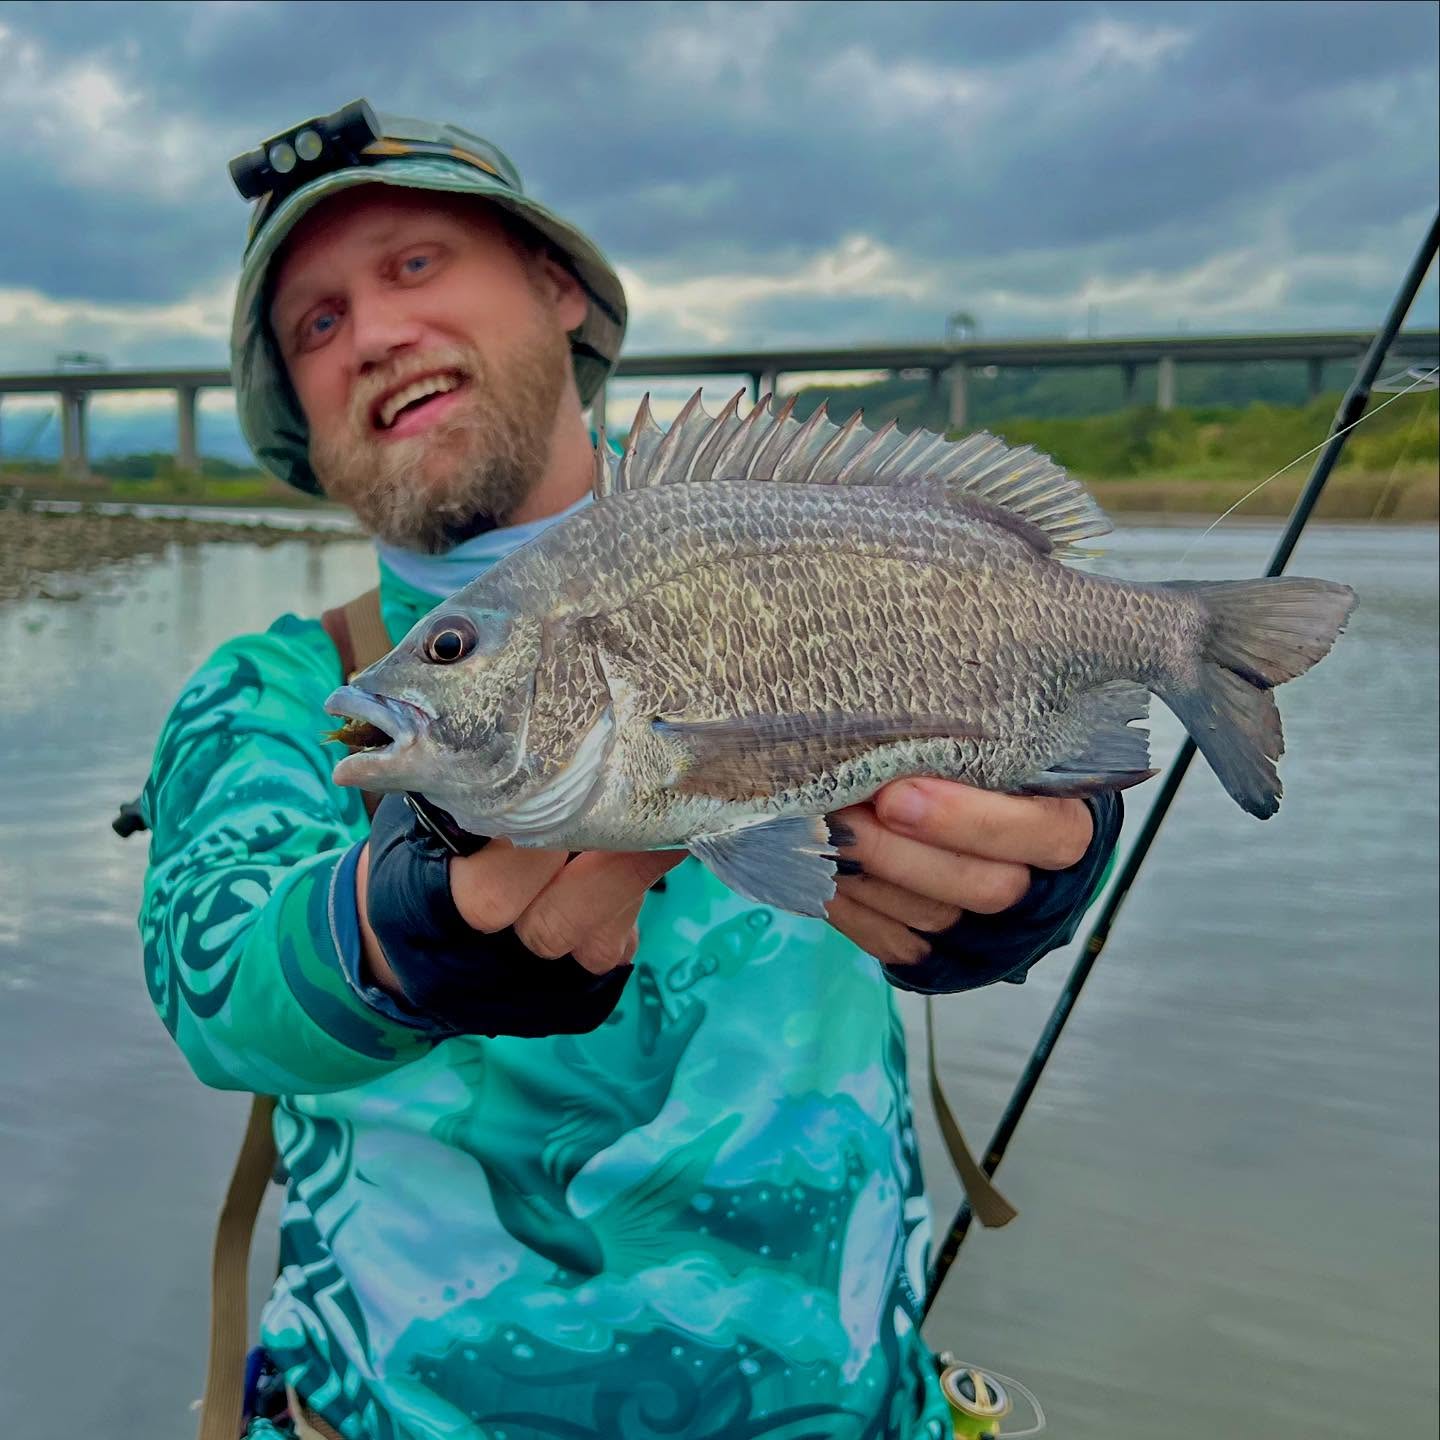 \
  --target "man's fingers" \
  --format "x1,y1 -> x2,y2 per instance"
449,839 -> 568,933
832,804 -> 1031,914
825,893 -> 931,968
514,849 -> 685,961
573,923 -> 641,976
834,872 -> 963,934
873,780 -> 1093,871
